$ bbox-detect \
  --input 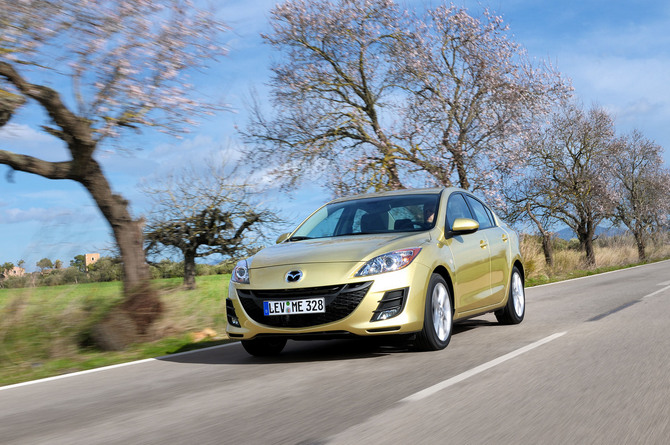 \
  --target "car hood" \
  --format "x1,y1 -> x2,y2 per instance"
249,232 -> 432,269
